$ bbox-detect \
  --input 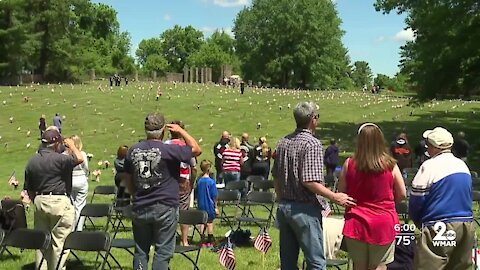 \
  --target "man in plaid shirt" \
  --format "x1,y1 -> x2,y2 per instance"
272,101 -> 356,270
